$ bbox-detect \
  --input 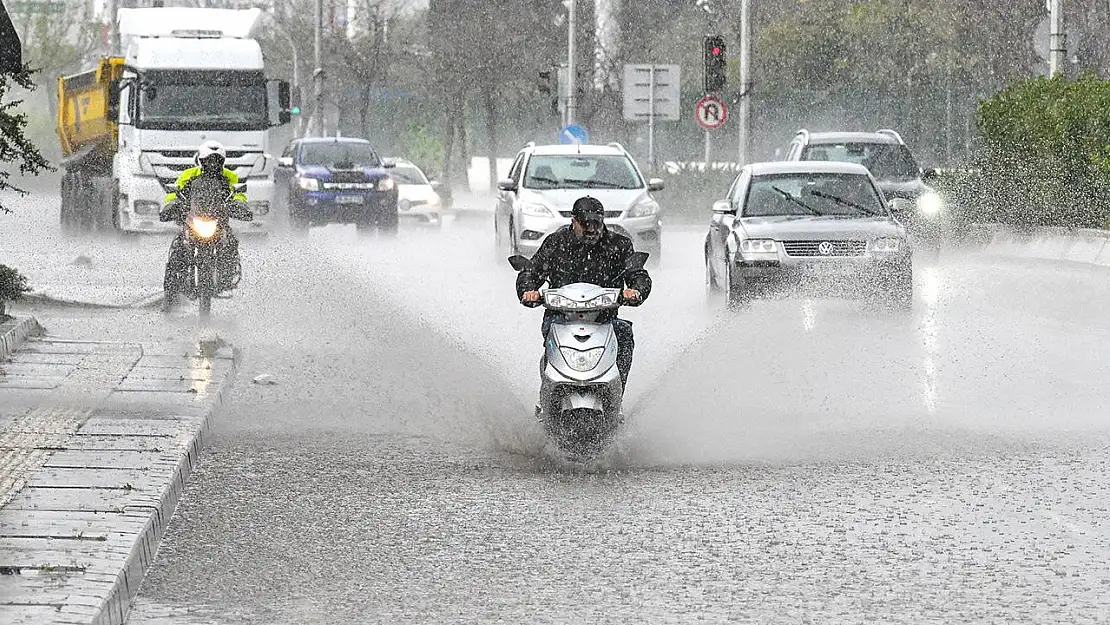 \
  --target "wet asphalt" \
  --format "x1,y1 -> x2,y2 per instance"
5,195 -> 1110,624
